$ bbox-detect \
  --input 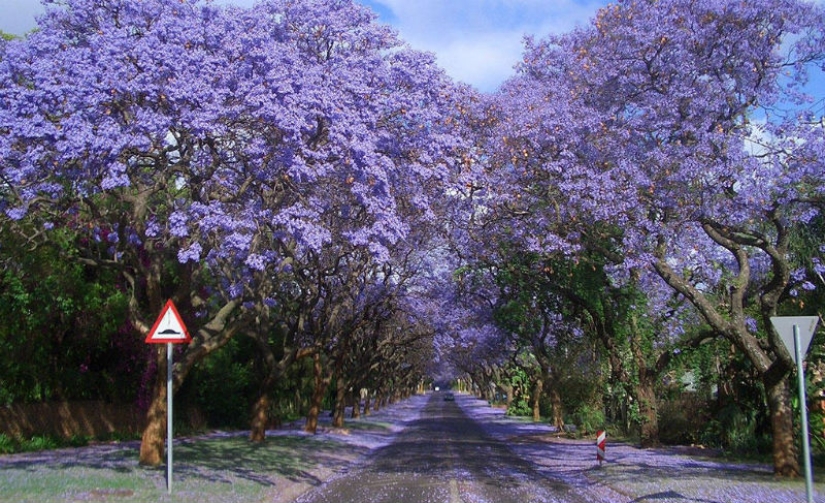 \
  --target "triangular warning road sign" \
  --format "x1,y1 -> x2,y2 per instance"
146,299 -> 192,344
771,316 -> 820,365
